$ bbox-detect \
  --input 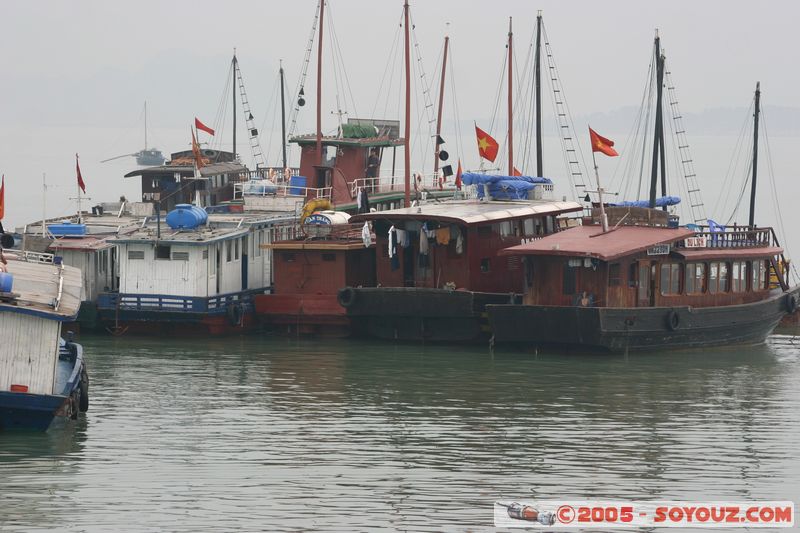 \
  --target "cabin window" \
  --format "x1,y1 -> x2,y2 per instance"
499,221 -> 513,237
322,253 -> 336,262
209,246 -> 216,276
155,245 -> 171,260
128,250 -> 145,260
283,252 -> 296,263
731,261 -> 746,292
563,264 -> 577,295
660,263 -> 681,295
172,251 -> 189,261
752,260 -> 767,291
685,262 -> 706,294
235,239 -> 240,261
477,225 -> 492,237
628,263 -> 637,287
480,258 -> 491,273
609,263 -> 621,287
255,231 -> 263,257
226,241 -> 233,262
708,262 -> 728,294
523,218 -> 535,236
545,216 -> 554,235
